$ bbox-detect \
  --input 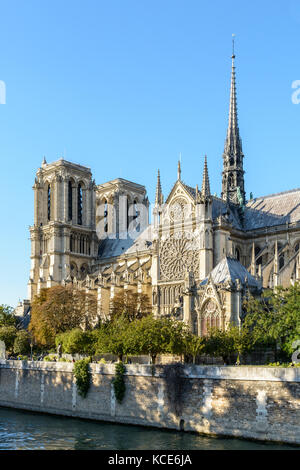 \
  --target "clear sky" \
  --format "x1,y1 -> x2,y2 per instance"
1,0 -> 300,307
